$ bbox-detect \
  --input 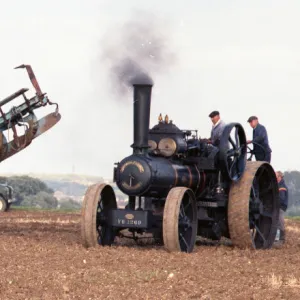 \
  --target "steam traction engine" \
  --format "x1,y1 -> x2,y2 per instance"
81,84 -> 279,252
